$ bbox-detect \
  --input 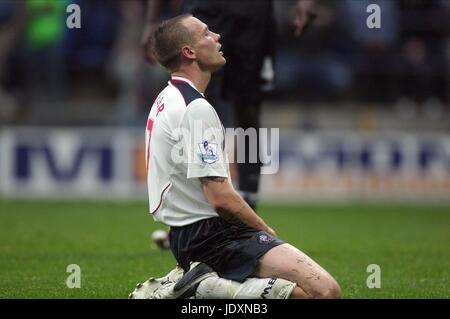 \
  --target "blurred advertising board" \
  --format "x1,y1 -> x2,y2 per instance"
260,130 -> 450,202
0,127 -> 146,199
0,128 -> 449,202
